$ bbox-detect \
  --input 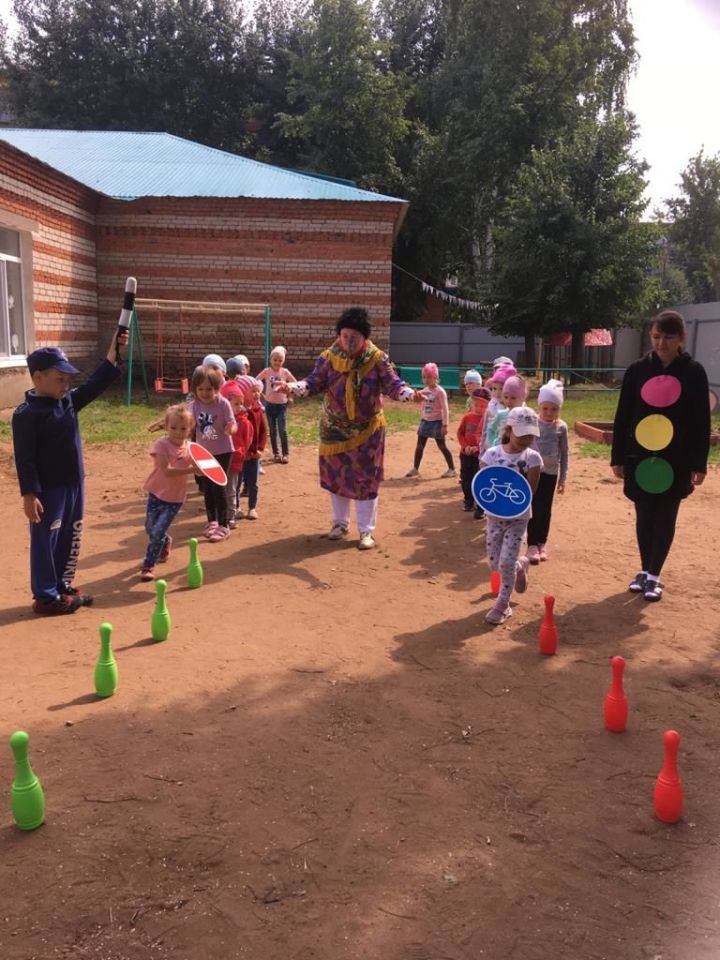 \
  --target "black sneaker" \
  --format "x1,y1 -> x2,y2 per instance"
33,595 -> 84,616
644,580 -> 664,602
60,585 -> 93,606
463,501 -> 474,512
628,573 -> 647,593
474,507 -> 485,520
